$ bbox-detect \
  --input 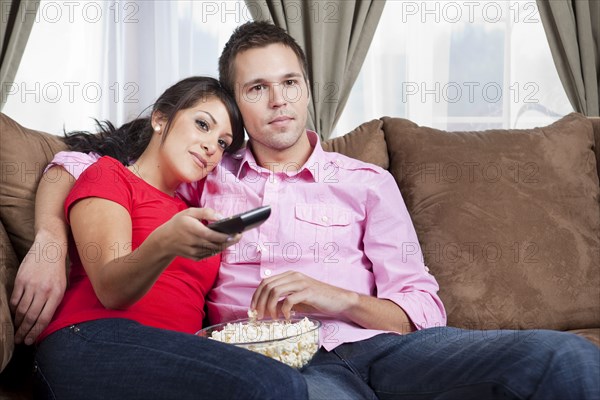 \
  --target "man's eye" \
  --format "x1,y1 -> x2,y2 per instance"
251,84 -> 265,91
196,120 -> 209,130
